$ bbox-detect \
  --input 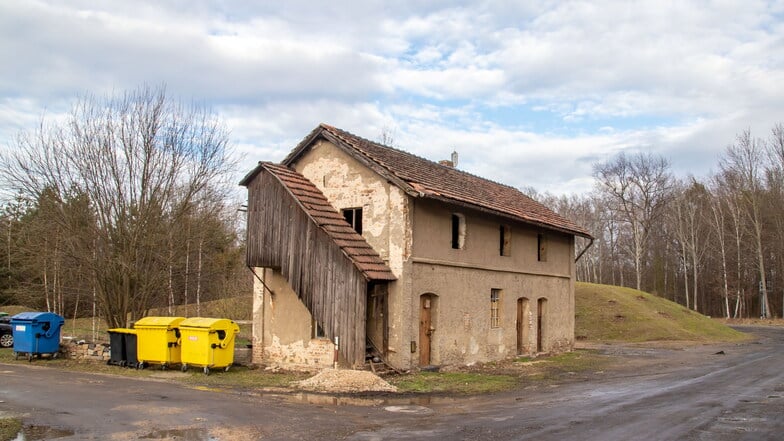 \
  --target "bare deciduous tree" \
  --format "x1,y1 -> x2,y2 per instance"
0,85 -> 234,327
670,179 -> 711,311
720,130 -> 771,318
594,152 -> 673,291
